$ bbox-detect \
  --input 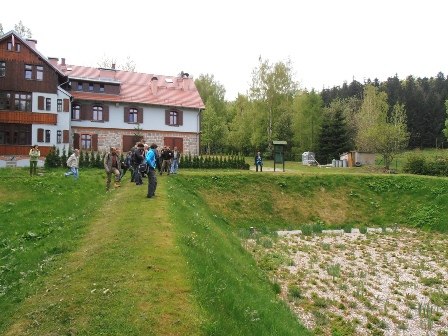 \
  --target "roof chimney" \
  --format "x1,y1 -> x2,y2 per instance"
151,76 -> 158,95
48,57 -> 59,67
25,39 -> 37,49
112,63 -> 116,70
182,73 -> 191,91
61,58 -> 66,66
